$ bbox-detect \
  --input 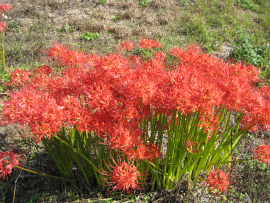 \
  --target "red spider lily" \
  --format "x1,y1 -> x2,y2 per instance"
3,40 -> 270,192
185,140 -> 199,153
132,143 -> 161,161
3,41 -> 270,143
0,22 -> 7,32
140,39 -> 161,50
0,4 -> 13,15
3,89 -> 65,142
0,163 -> 13,181
205,169 -> 233,195
36,65 -> 53,75
253,143 -> 270,165
47,43 -> 97,68
10,69 -> 32,87
121,41 -> 134,51
99,157 -> 145,194
0,149 -> 24,181
154,51 -> 166,61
